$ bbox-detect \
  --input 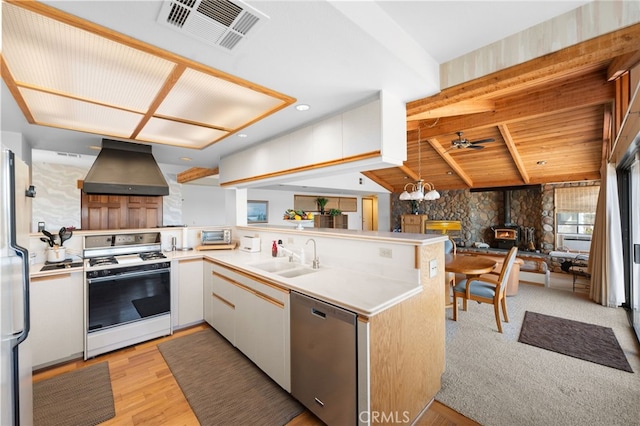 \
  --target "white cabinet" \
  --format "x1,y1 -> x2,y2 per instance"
288,126 -> 315,167
342,99 -> 380,158
208,263 -> 290,391
312,114 -> 343,163
203,260 -> 214,325
30,272 -> 84,368
176,258 -> 203,328
208,265 -> 237,344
